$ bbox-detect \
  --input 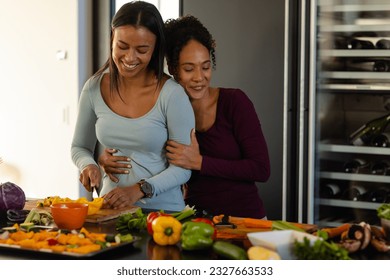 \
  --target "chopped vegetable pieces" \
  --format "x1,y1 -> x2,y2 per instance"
0,227 -> 134,255
37,196 -> 103,215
